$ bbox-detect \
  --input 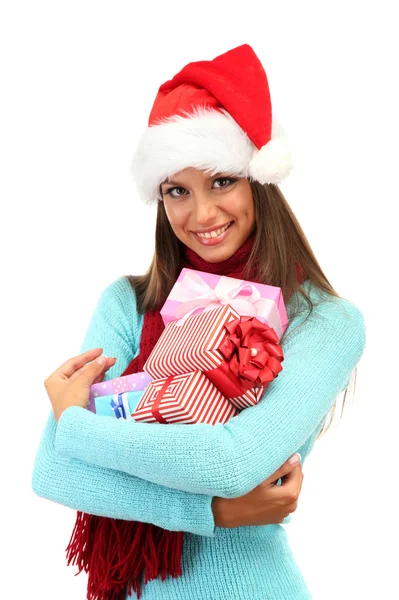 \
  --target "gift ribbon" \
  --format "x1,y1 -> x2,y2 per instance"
215,316 -> 284,390
110,394 -> 127,419
110,393 -> 134,420
171,271 -> 283,338
150,376 -> 174,424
